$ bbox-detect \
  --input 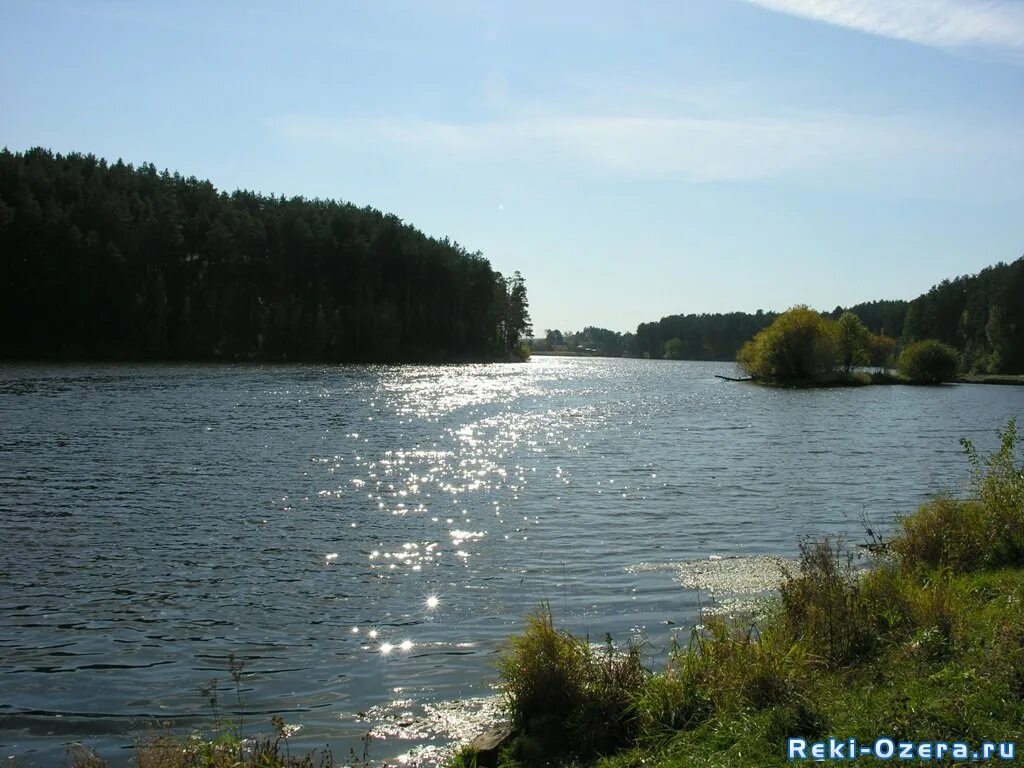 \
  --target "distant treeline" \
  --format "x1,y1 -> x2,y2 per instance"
0,148 -> 531,362
534,258 -> 1024,374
